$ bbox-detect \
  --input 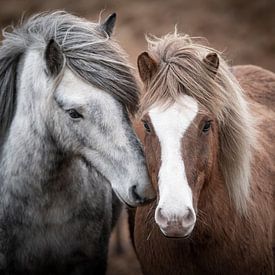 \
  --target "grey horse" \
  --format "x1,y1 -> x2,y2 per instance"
0,11 -> 155,274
